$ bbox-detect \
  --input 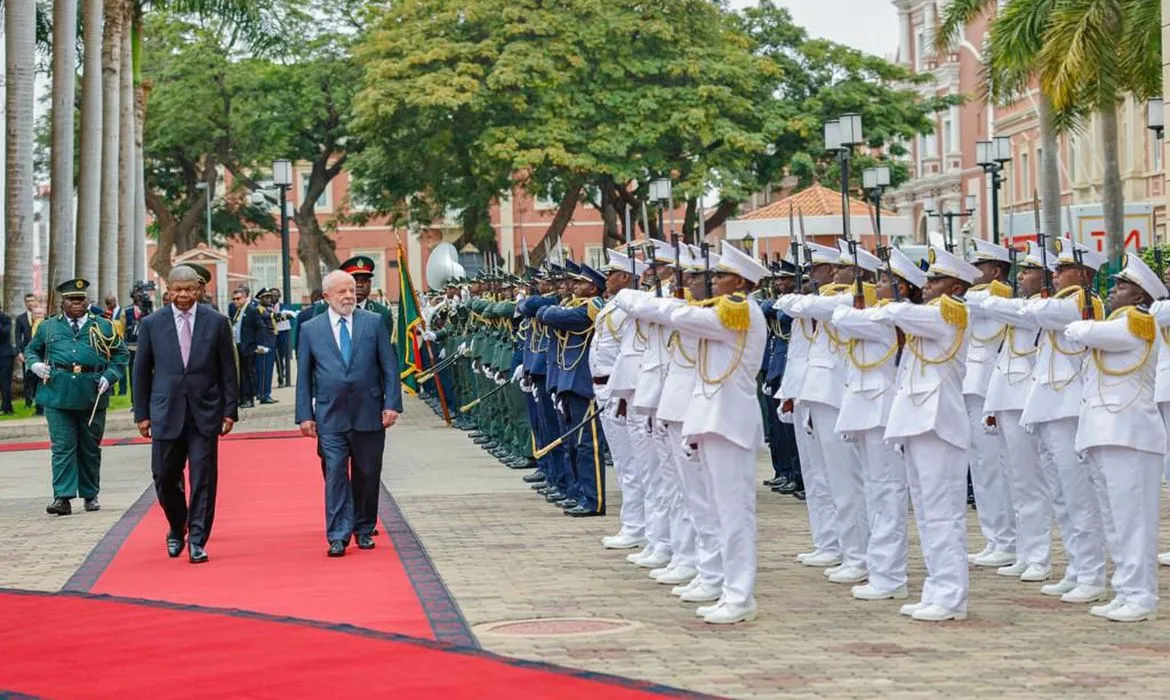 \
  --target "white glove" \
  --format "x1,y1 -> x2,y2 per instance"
256,346 -> 270,354
511,366 -> 524,382
282,310 -> 297,320
840,431 -> 857,443
422,330 -> 437,342
1063,321 -> 1090,344
458,342 -> 468,354
495,377 -> 507,386
777,406 -> 795,424
97,377 -> 110,395
31,362 -> 51,380
982,415 -> 999,435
